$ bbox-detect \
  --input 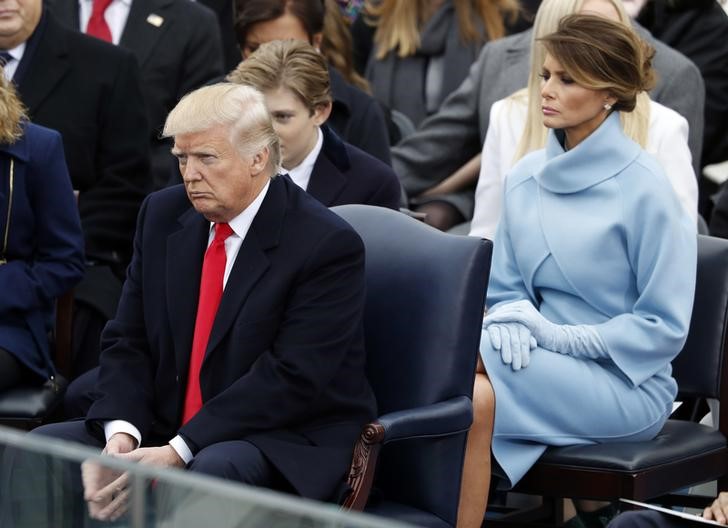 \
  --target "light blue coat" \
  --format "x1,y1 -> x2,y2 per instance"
481,112 -> 697,487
